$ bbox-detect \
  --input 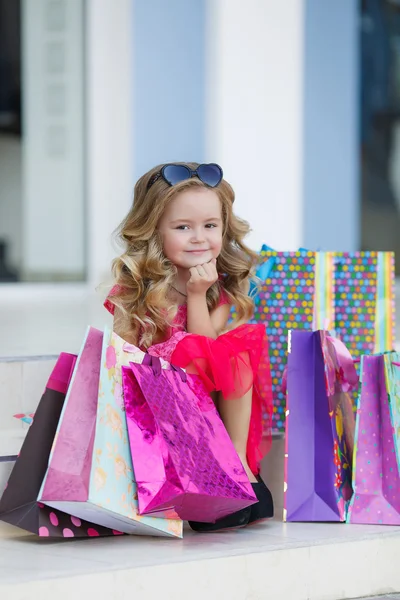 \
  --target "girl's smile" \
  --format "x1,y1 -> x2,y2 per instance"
158,187 -> 223,270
